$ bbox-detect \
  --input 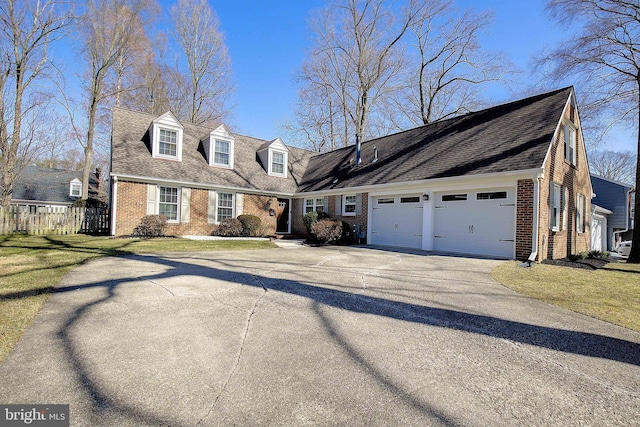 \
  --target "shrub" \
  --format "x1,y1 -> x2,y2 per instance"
339,221 -> 353,244
568,252 -> 588,262
237,214 -> 262,236
311,219 -> 343,244
214,218 -> 243,237
588,250 -> 610,259
132,215 -> 168,237
303,210 -> 331,238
